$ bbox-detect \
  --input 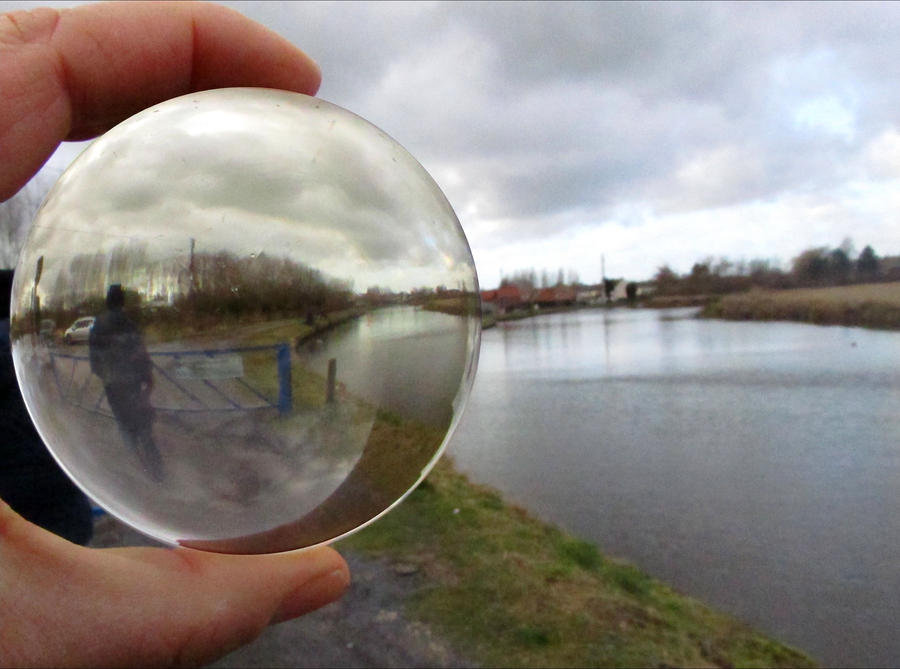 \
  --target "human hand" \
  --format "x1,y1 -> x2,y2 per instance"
0,3 -> 348,666
0,501 -> 349,667
0,0 -> 321,200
